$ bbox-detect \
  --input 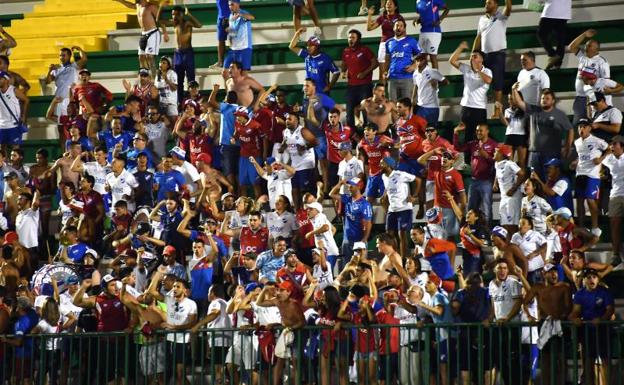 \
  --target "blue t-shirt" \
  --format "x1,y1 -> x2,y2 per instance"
114,105 -> 138,132
426,252 -> 454,280
125,148 -> 155,170
302,93 -> 336,136
14,308 -> 39,358
452,287 -> 490,322
132,169 -> 155,207
573,286 -> 614,321
385,36 -> 422,80
189,231 -> 229,263
416,0 -> 446,33
216,0 -> 231,19
65,136 -> 93,152
219,102 -> 240,145
298,50 -> 339,93
255,250 -> 285,282
97,130 -> 133,161
154,170 -> 186,202
67,242 -> 90,264
190,260 -> 214,301
546,176 -> 574,213
341,195 -> 373,243
431,291 -> 454,341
